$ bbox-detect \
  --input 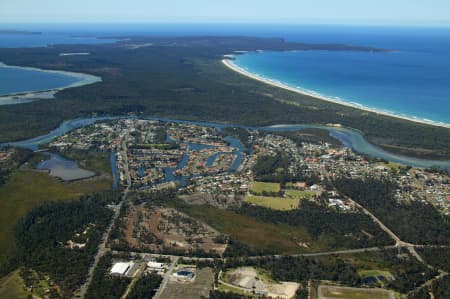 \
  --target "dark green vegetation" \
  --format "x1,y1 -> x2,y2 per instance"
235,201 -> 393,250
85,254 -> 131,299
252,152 -> 320,184
417,247 -> 450,271
266,128 -> 342,147
408,275 -> 450,299
0,36 -> 450,159
208,291 -> 254,299
127,273 -> 162,299
225,249 -> 437,295
0,153 -> 112,276
335,177 -> 450,245
428,276 -> 450,299
0,148 -> 36,187
13,194 -> 114,297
